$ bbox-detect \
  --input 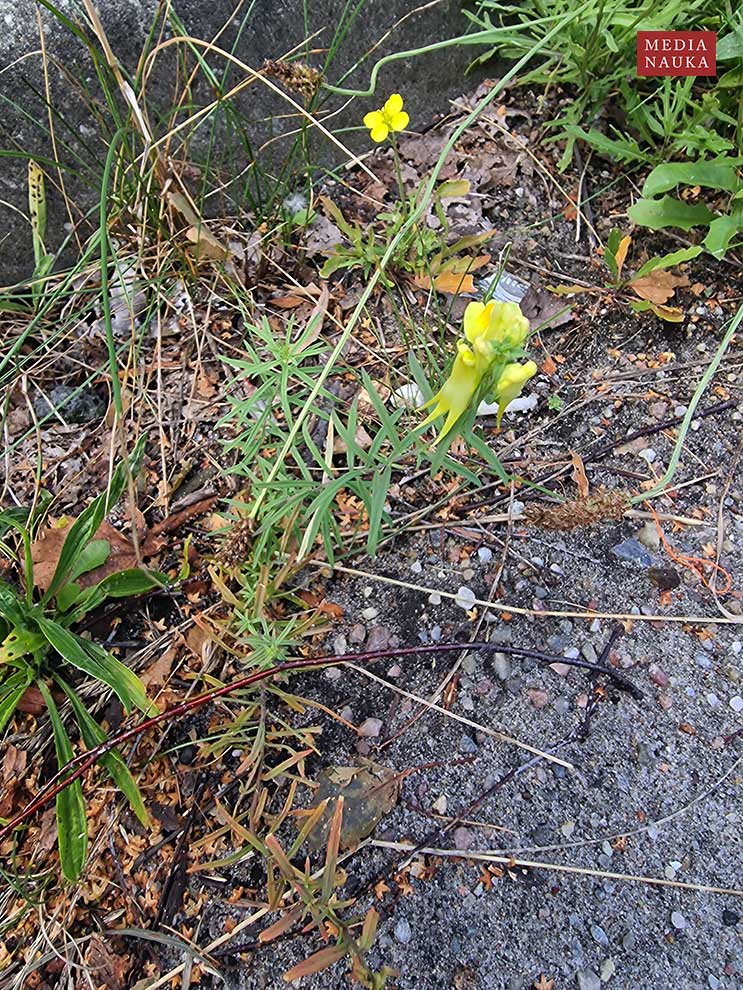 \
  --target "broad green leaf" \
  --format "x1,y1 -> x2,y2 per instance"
36,617 -> 152,714
67,568 -> 167,621
0,626 -> 47,663
37,681 -> 87,882
633,246 -> 703,280
641,160 -> 742,198
703,212 -> 743,260
43,435 -> 146,603
57,678 -> 150,827
604,228 -> 621,280
628,196 -> 716,231
80,637 -> 156,716
717,20 -> 743,61
69,539 -> 111,583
